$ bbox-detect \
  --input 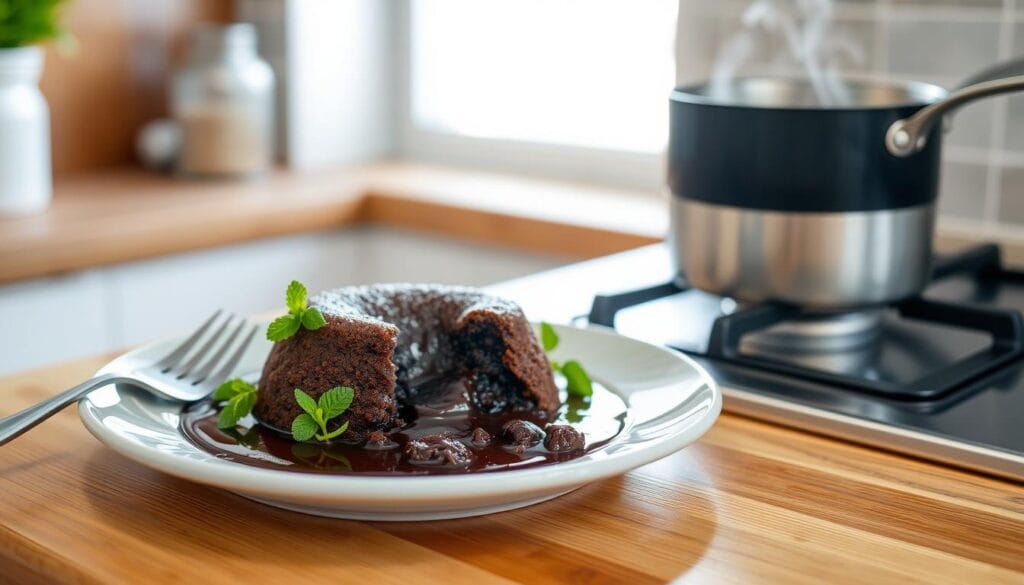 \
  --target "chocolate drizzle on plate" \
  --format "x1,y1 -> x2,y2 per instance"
180,377 -> 627,476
